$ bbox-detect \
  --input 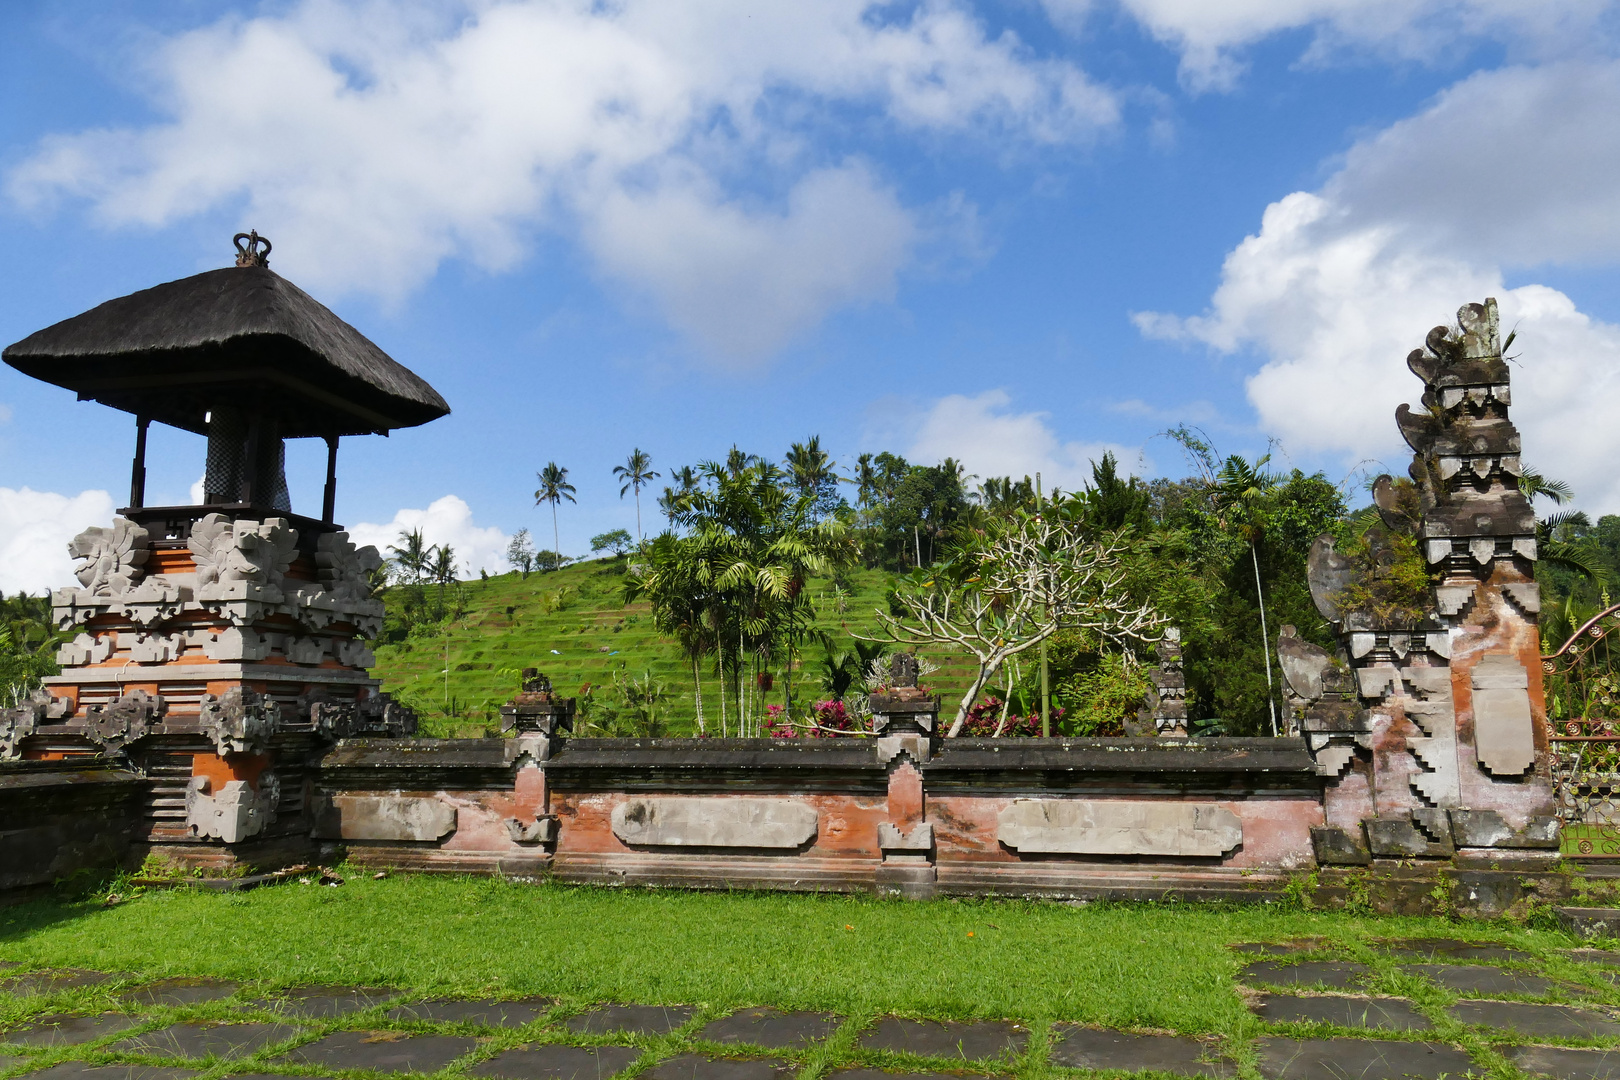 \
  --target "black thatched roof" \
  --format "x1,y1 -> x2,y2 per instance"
2,266 -> 450,437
